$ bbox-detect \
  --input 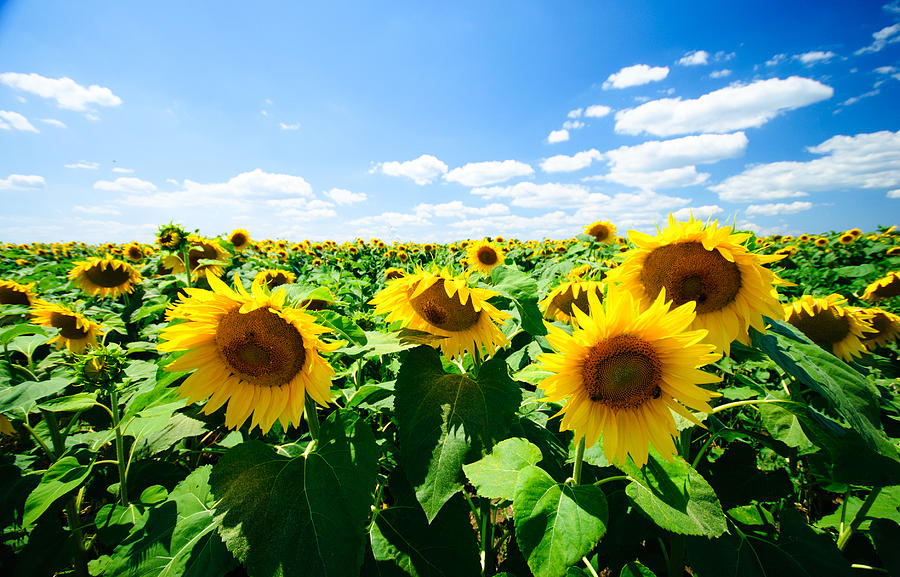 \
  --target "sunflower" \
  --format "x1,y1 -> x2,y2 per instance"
798,234 -> 811,243
857,308 -> 900,350
123,242 -> 145,262
784,294 -> 875,361
609,215 -> 786,355
253,269 -> 296,290
838,233 -> 855,245
538,286 -> 720,467
0,279 -> 36,306
369,267 -> 510,359
566,264 -> 594,281
466,240 -> 506,275
31,301 -> 103,353
228,229 -> 252,252
887,247 -> 900,257
540,280 -> 605,323
584,221 -> 617,243
156,224 -> 187,252
847,228 -> 863,238
158,272 -> 338,433
861,271 -> 900,302
185,235 -> 230,281
814,237 -> 829,248
69,255 -> 142,298
385,267 -> 405,281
